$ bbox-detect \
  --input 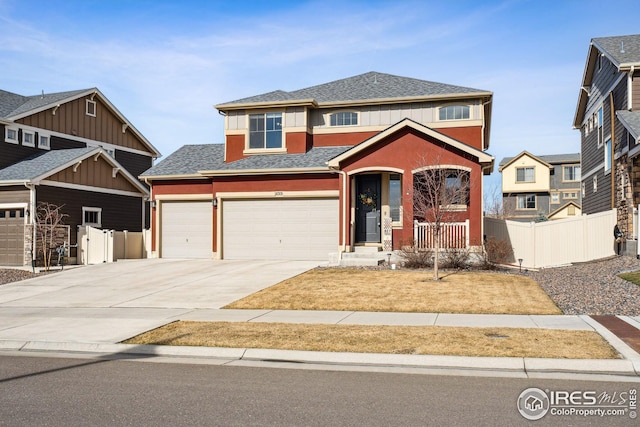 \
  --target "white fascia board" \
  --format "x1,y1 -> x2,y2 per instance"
198,167 -> 332,177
